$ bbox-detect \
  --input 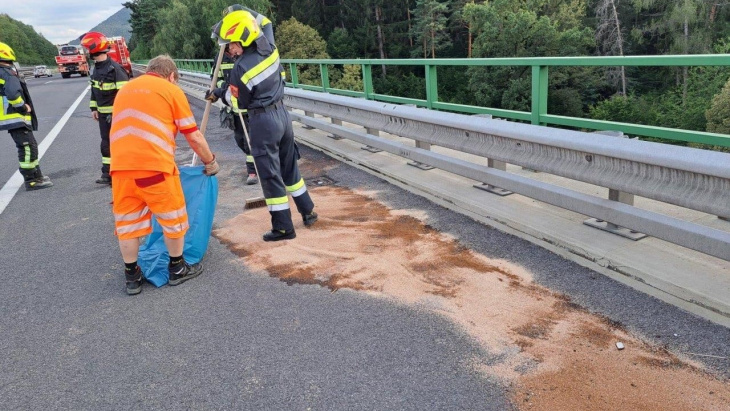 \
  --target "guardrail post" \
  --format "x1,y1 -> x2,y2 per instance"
583,131 -> 647,240
471,114 -> 513,196
403,104 -> 435,170
327,117 -> 343,140
362,127 -> 383,153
